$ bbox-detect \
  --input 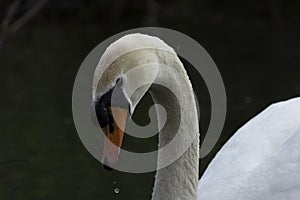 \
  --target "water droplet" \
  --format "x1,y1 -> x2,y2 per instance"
113,181 -> 116,185
114,188 -> 120,194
